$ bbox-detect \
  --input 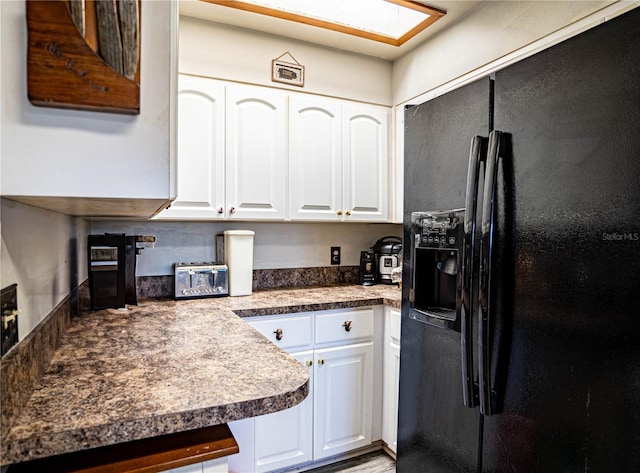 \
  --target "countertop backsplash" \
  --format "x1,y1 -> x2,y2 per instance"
136,266 -> 360,298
